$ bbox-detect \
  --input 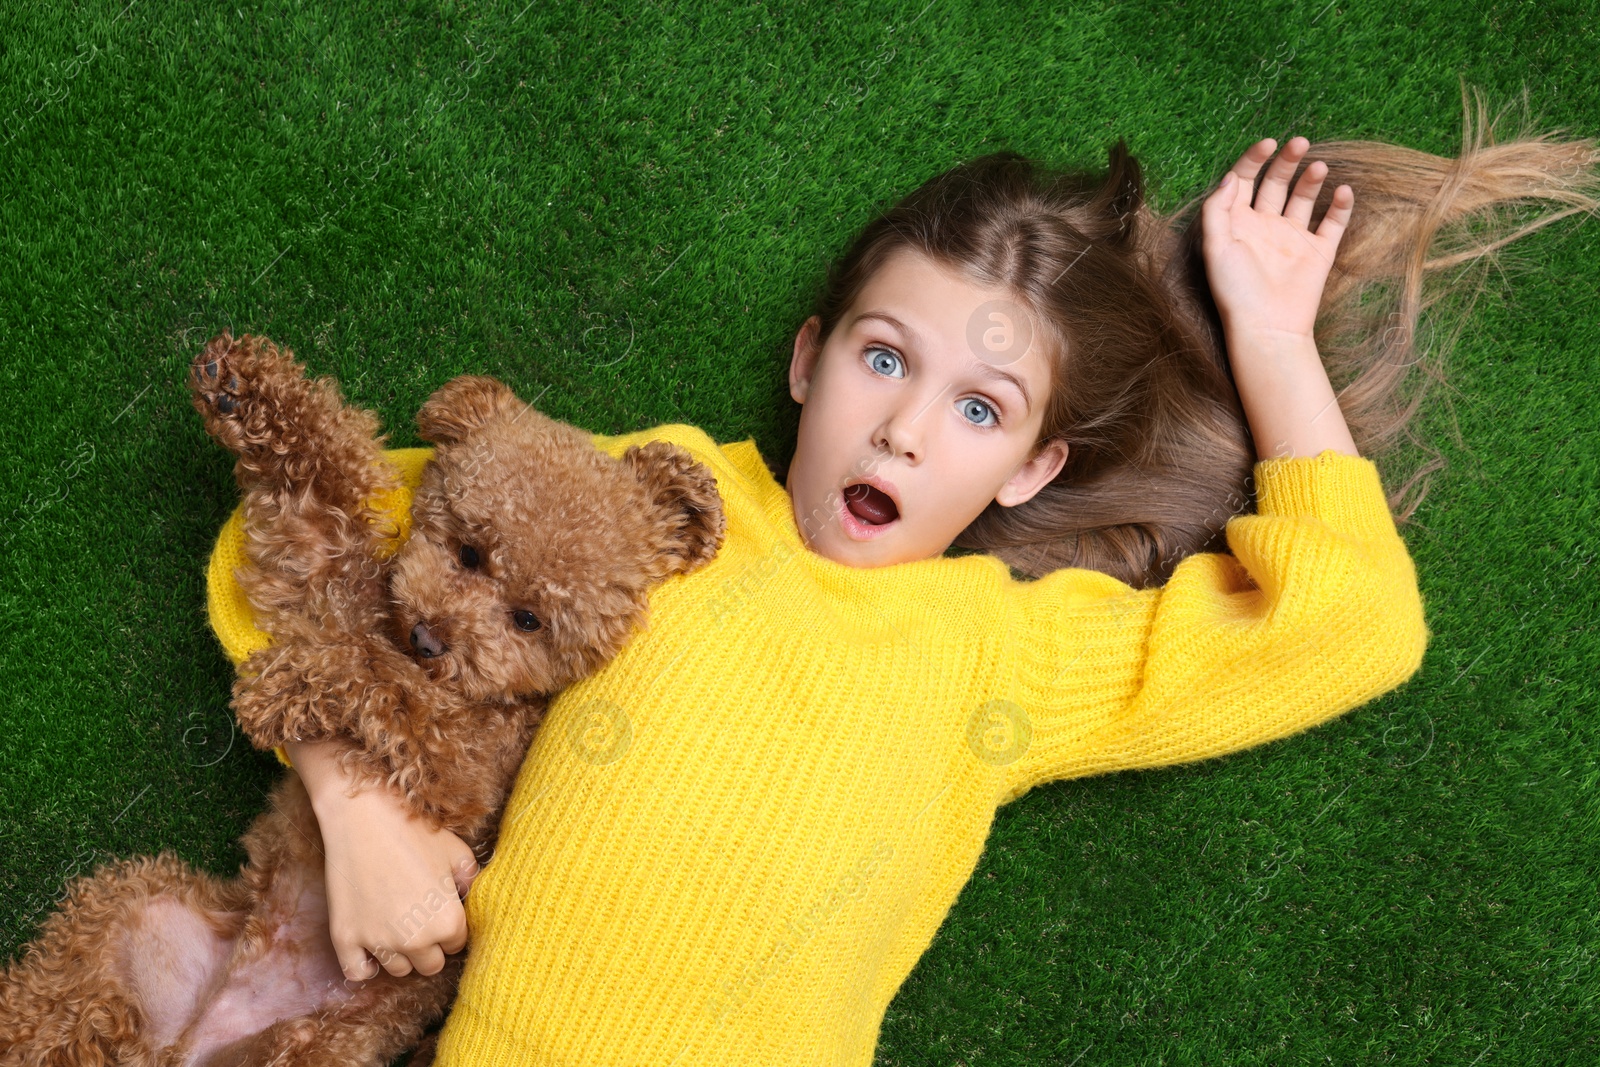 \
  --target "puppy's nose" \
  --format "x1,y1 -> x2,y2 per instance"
410,621 -> 447,658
